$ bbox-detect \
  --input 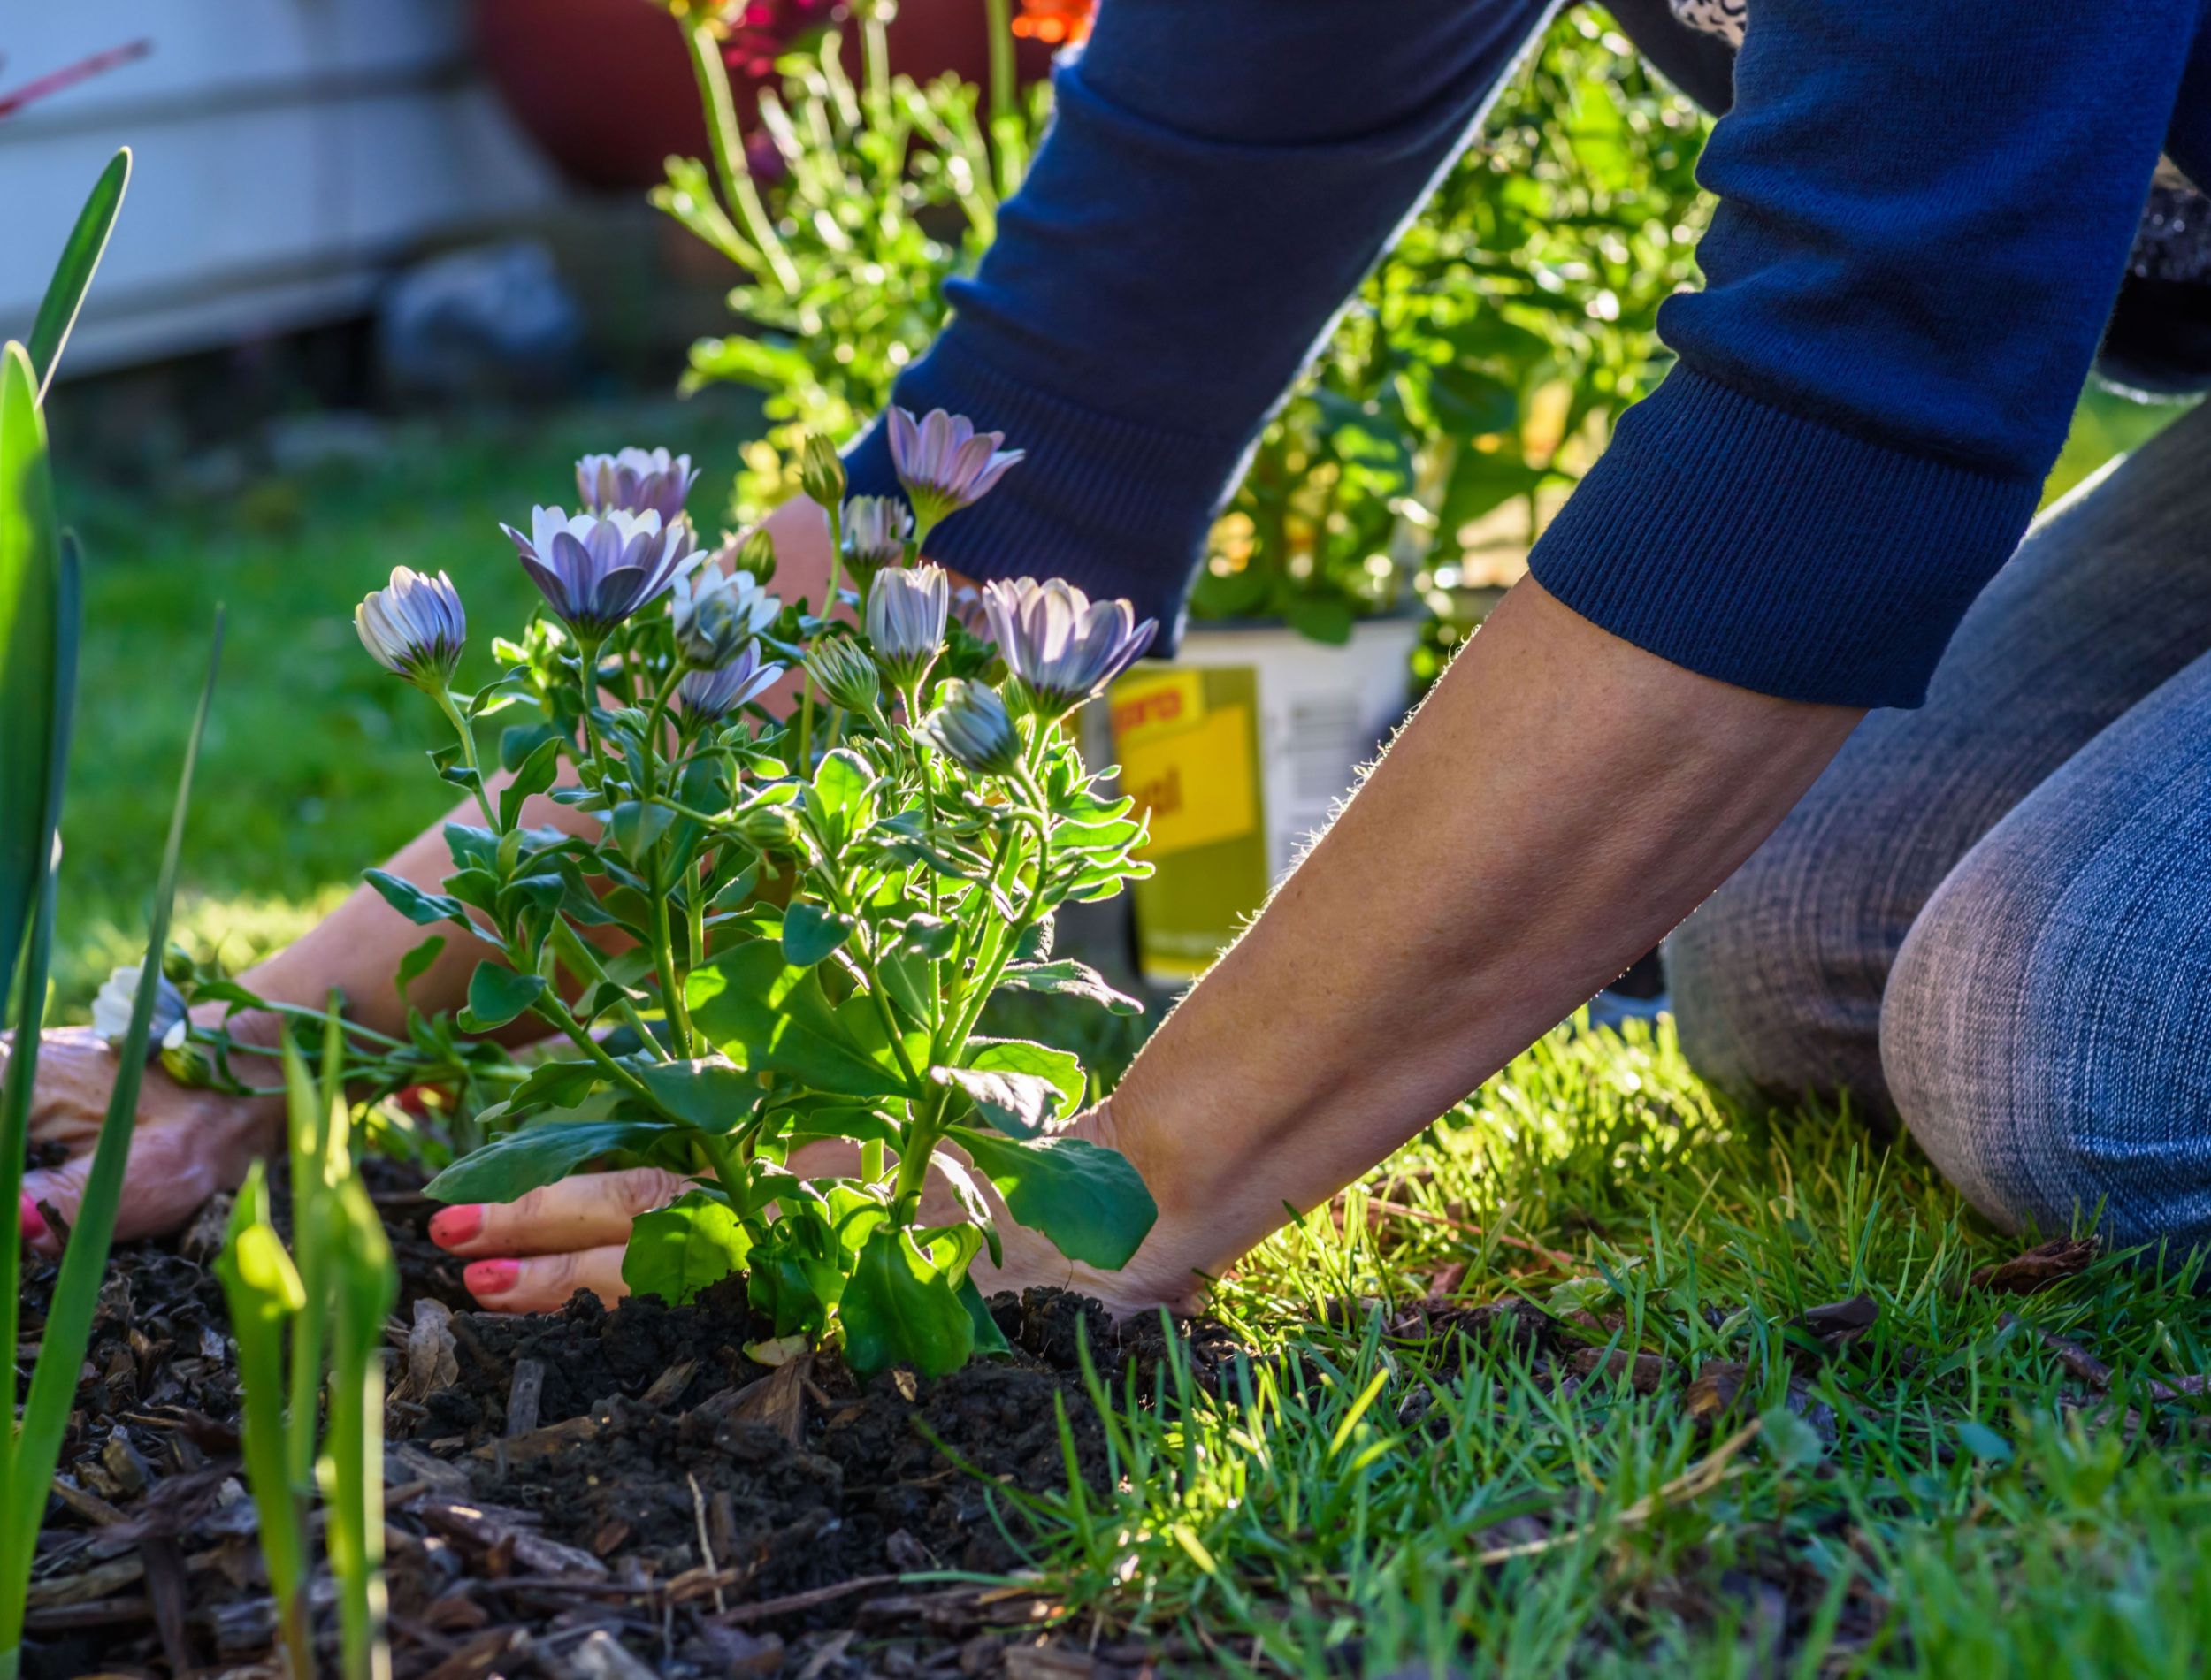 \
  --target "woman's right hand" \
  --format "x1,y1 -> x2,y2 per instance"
10,1026 -> 283,1255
